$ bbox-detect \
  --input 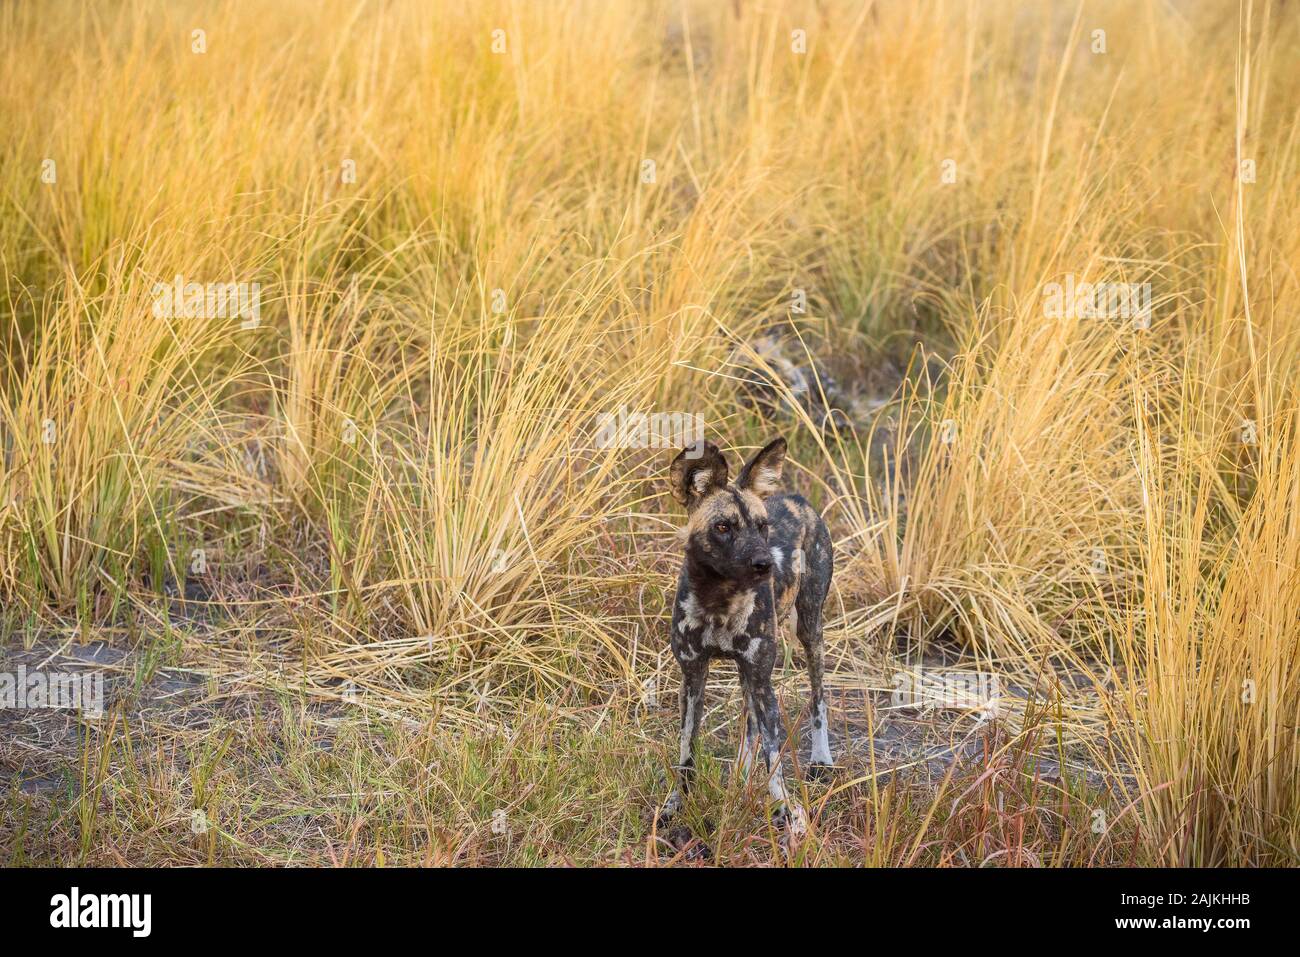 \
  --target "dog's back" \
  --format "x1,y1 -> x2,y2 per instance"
765,492 -> 833,632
